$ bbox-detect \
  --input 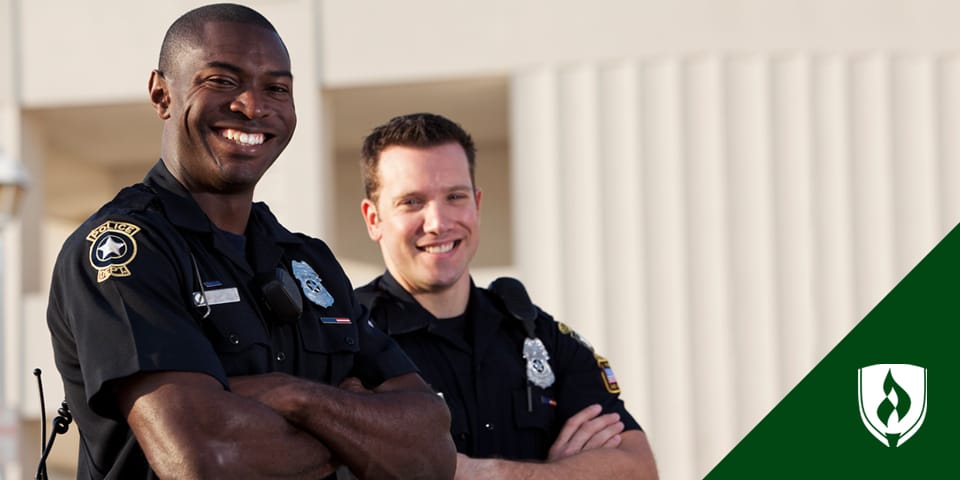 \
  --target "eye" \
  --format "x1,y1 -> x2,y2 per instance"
204,76 -> 238,89
398,197 -> 424,209
448,192 -> 471,202
267,83 -> 291,96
